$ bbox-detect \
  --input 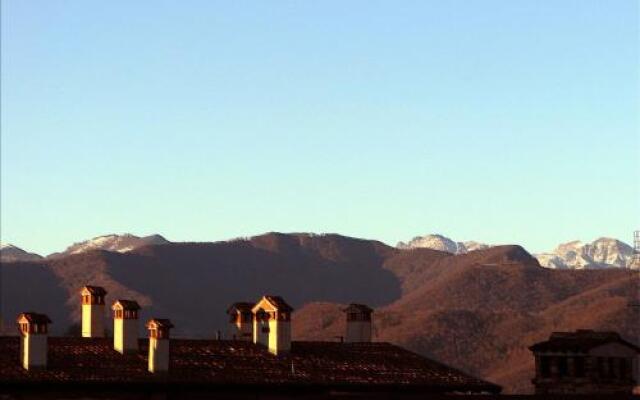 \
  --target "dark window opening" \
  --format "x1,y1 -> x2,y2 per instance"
558,357 -> 568,377
540,356 -> 551,378
620,358 -> 630,380
574,357 -> 585,377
